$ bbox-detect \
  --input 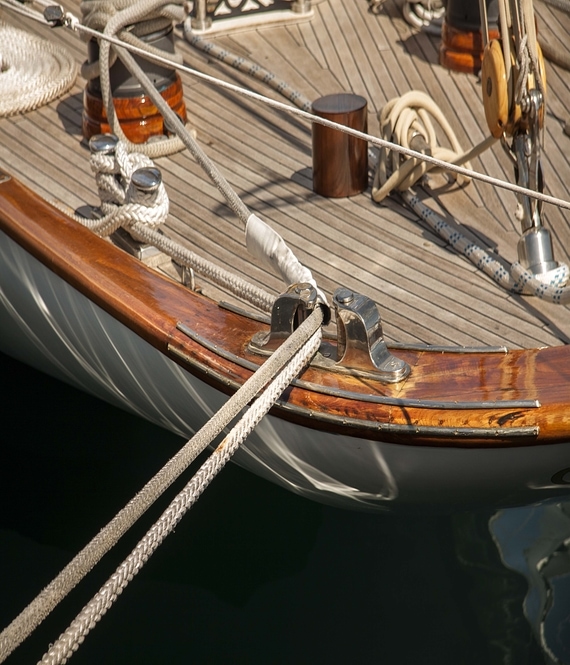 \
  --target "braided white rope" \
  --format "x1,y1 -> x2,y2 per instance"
84,141 -> 169,236
39,316 -> 323,665
0,22 -> 77,116
404,191 -> 570,301
0,306 -> 323,663
73,140 -> 275,309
